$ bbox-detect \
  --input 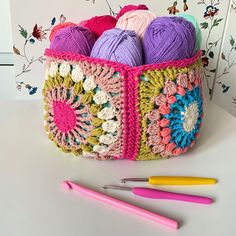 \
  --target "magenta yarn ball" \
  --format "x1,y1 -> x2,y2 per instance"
143,16 -> 196,64
81,15 -> 117,39
116,4 -> 149,20
50,26 -> 96,56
